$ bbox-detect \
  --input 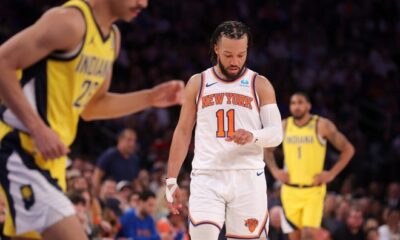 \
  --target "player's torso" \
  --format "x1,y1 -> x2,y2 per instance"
283,115 -> 327,185
193,67 -> 264,170
0,0 -> 116,147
